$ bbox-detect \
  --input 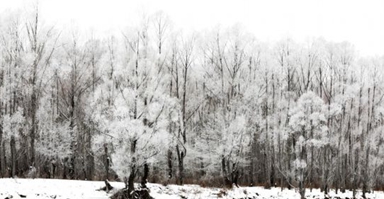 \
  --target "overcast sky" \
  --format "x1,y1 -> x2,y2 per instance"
1,0 -> 384,56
